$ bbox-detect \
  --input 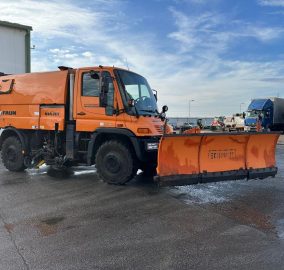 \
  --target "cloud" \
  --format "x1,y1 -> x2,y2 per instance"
0,0 -> 126,67
168,8 -> 283,56
258,0 -> 284,7
175,0 -> 209,4
150,59 -> 284,116
82,51 -> 93,58
162,8 -> 284,115
0,1 -> 96,37
260,77 -> 284,82
243,25 -> 284,41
